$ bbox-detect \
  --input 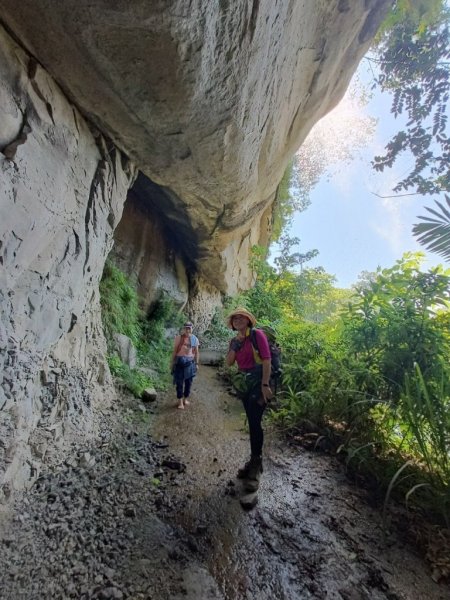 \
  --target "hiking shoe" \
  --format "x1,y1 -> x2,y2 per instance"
237,456 -> 263,478
244,458 -> 263,492
237,460 -> 252,479
238,456 -> 263,491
